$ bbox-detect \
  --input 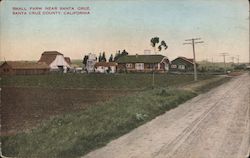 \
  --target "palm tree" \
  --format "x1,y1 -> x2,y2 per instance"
151,37 -> 168,54
150,37 -> 168,88
150,37 -> 159,54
